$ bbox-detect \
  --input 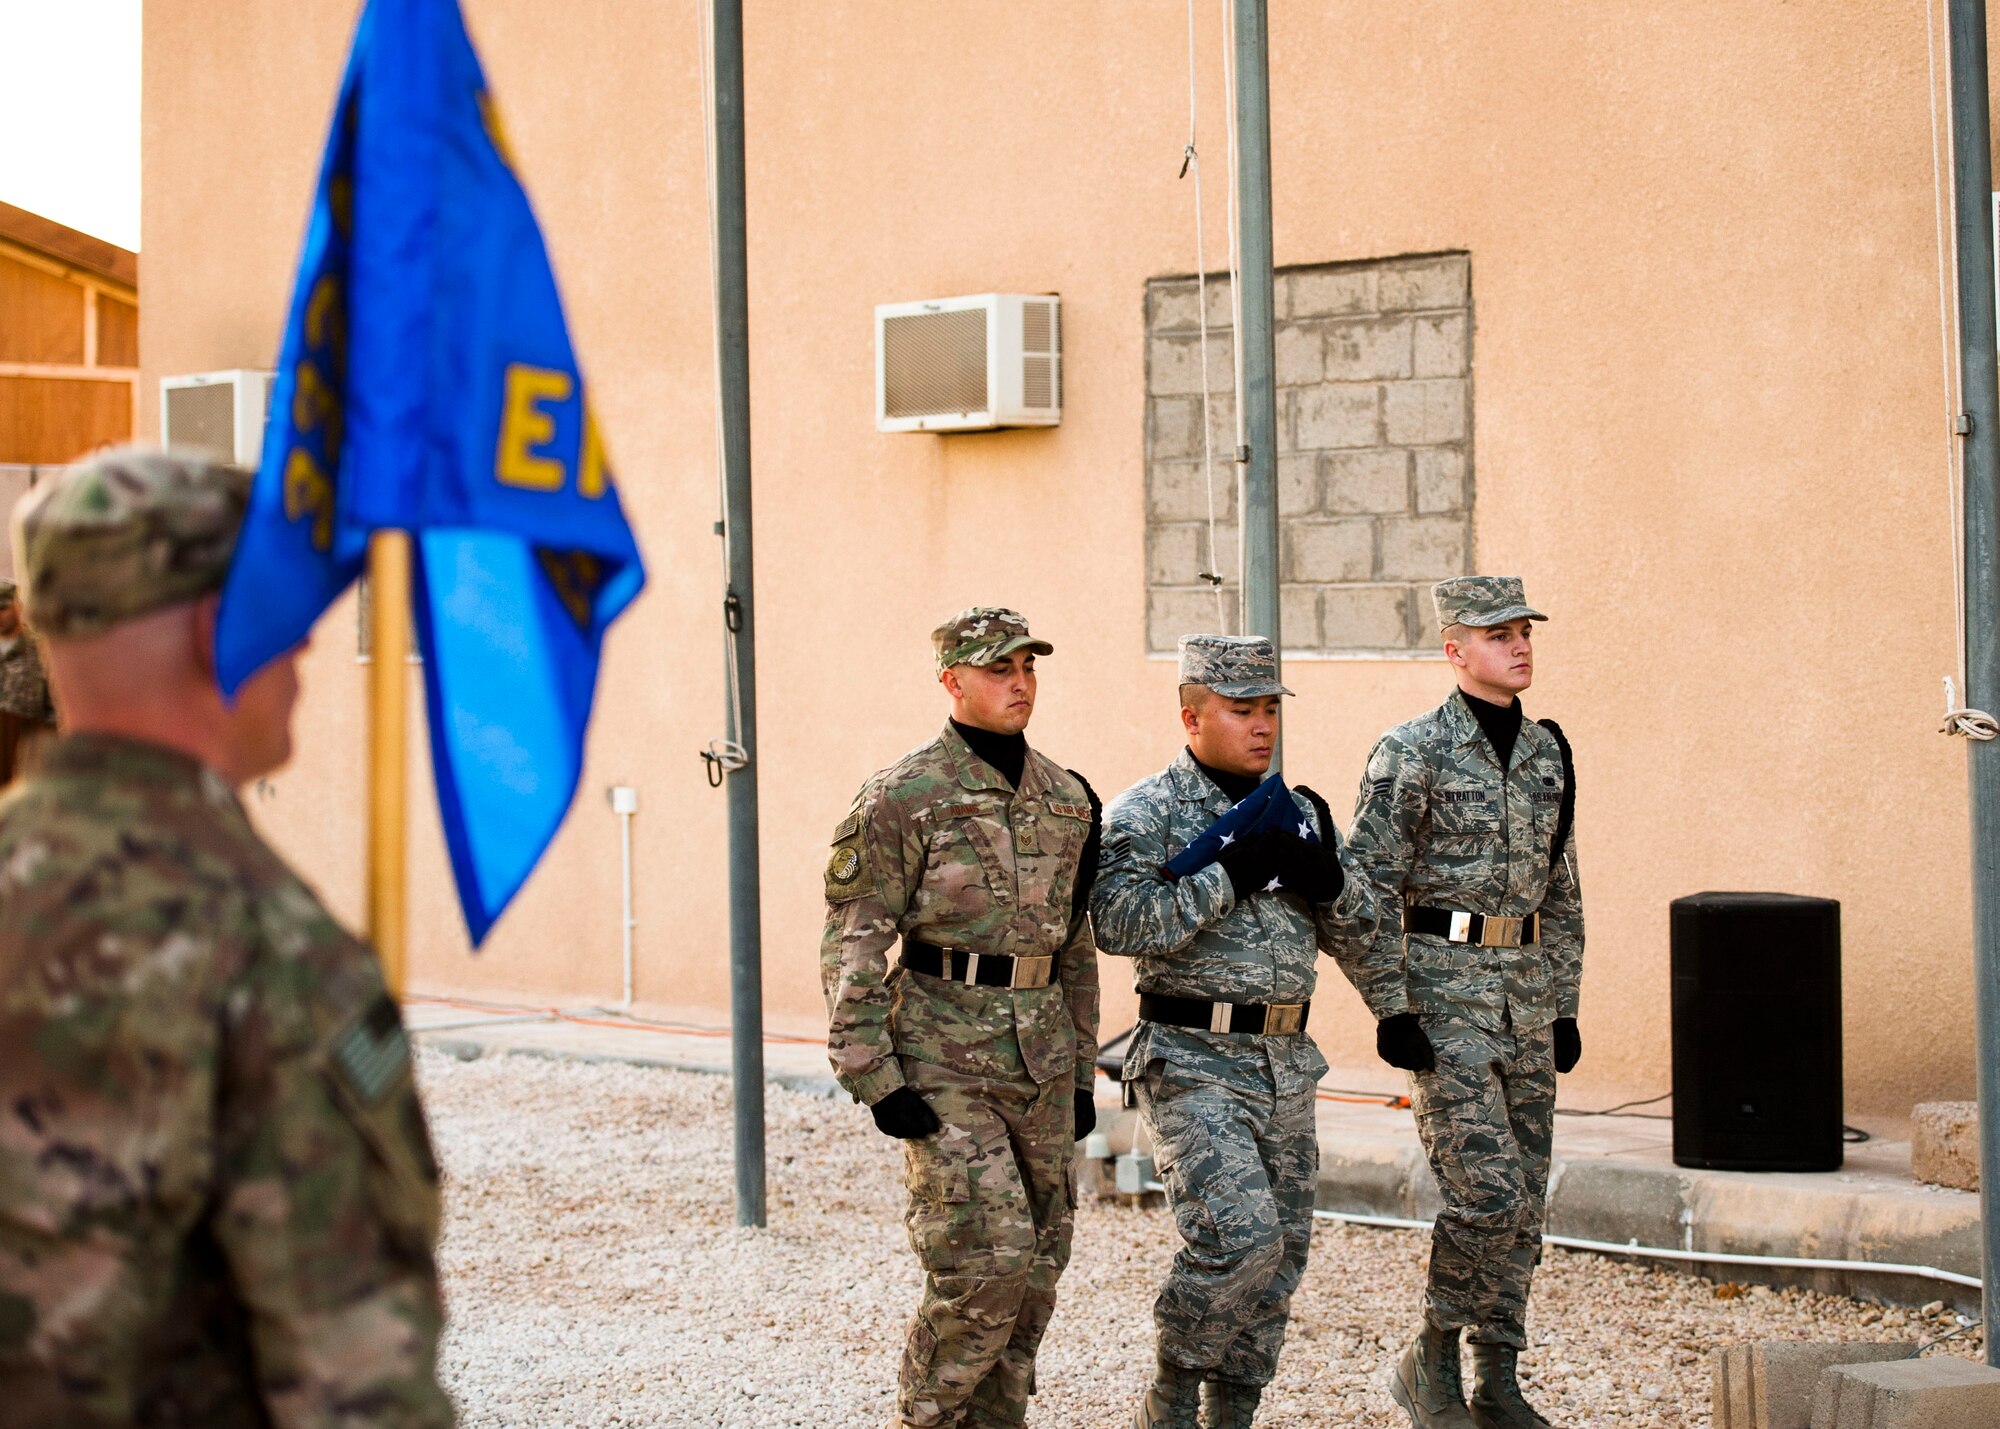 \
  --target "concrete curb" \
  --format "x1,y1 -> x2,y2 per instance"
1308,1121 -> 1982,1314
